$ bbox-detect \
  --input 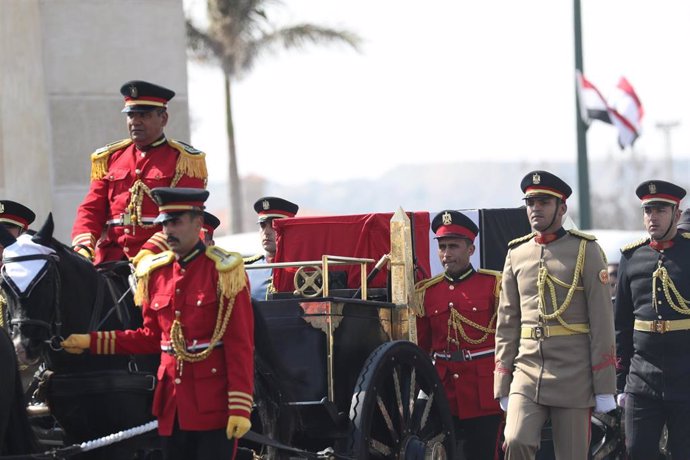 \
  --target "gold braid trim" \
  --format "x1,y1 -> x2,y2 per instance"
168,140 -> 208,186
90,139 -> 132,181
170,249 -> 246,364
414,274 -> 445,316
448,308 -> 497,345
537,238 -> 587,331
0,293 -> 6,328
134,251 -> 175,305
652,265 -> 690,315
